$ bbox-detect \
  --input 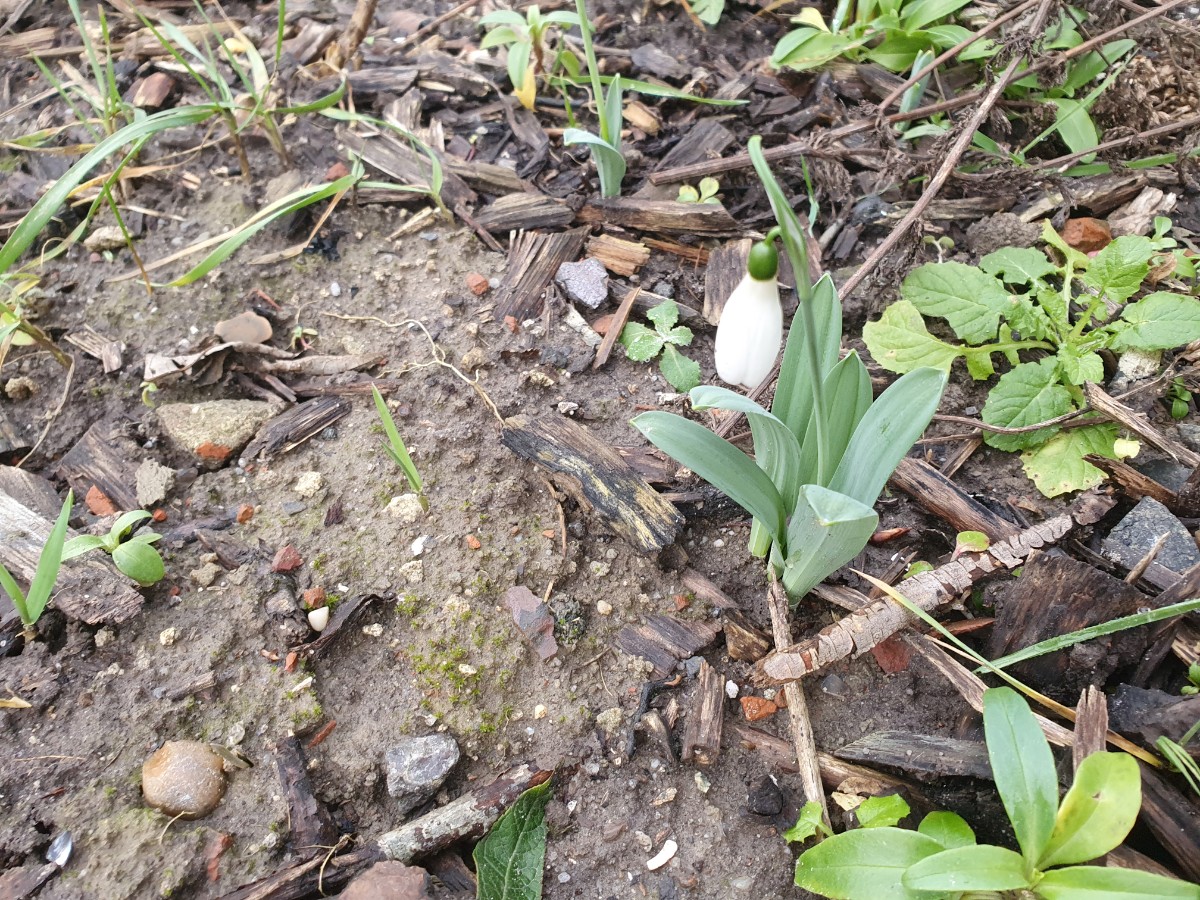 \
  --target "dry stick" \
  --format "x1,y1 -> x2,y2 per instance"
766,574 -> 829,826
838,0 -> 1055,299
330,0 -> 378,68
394,0 -> 479,54
1031,114 -> 1200,172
